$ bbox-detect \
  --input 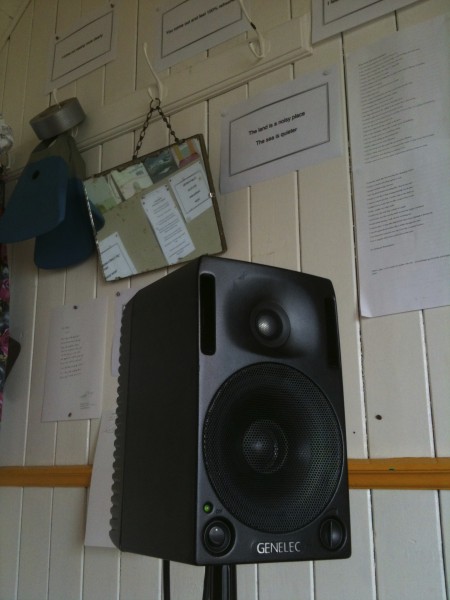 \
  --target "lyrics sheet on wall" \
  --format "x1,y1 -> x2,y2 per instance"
42,298 -> 108,421
347,14 -> 450,317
